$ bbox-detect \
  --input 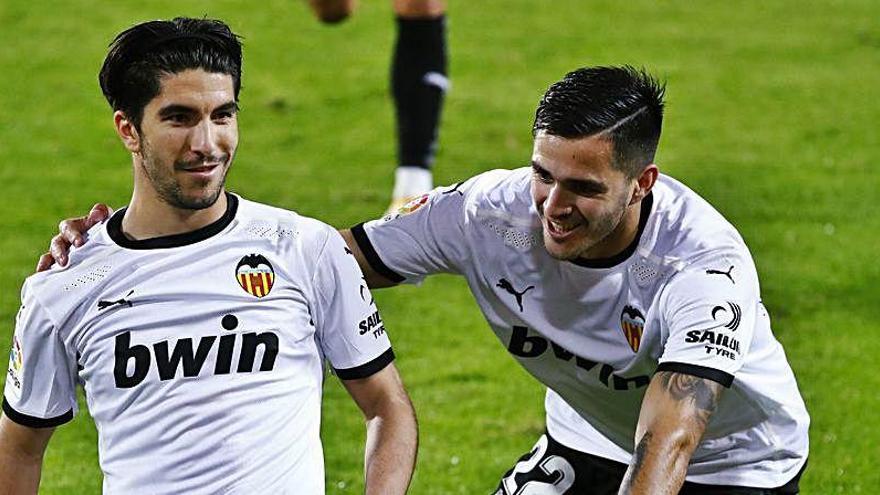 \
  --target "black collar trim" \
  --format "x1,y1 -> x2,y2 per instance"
107,193 -> 238,250
570,192 -> 653,269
